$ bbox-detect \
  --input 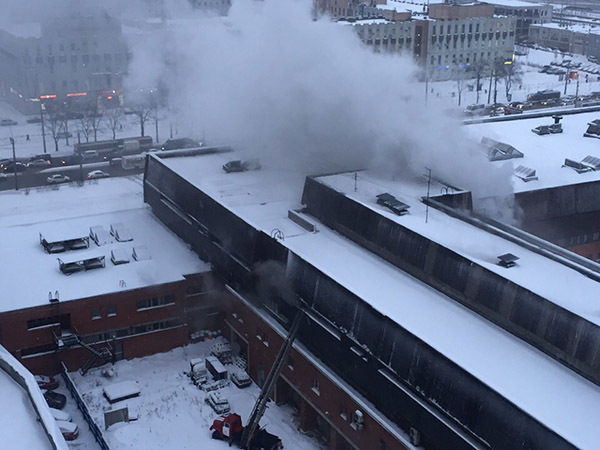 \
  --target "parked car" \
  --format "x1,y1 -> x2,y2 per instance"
26,117 -> 42,124
463,104 -> 486,116
504,106 -> 523,115
28,159 -> 51,168
34,375 -> 59,390
0,119 -> 17,126
49,408 -> 71,422
2,161 -> 26,172
231,369 -> 252,388
57,131 -> 73,139
43,391 -> 66,409
87,170 -> 109,179
56,420 -> 79,440
30,154 -> 52,163
206,391 -> 231,414
160,138 -> 201,151
82,150 -> 99,160
47,174 -> 71,184
109,157 -> 122,167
